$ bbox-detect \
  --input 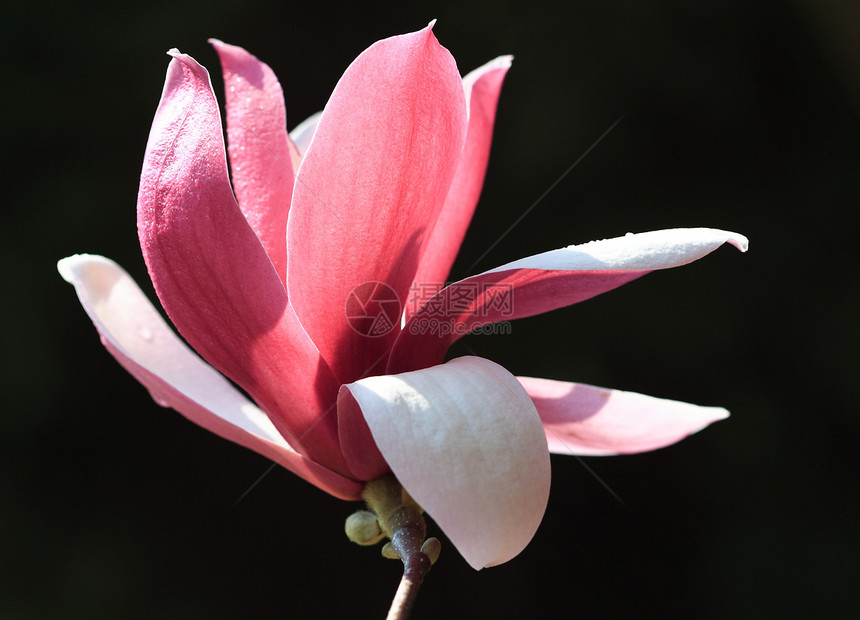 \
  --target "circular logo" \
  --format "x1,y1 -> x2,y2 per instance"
345,281 -> 402,337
